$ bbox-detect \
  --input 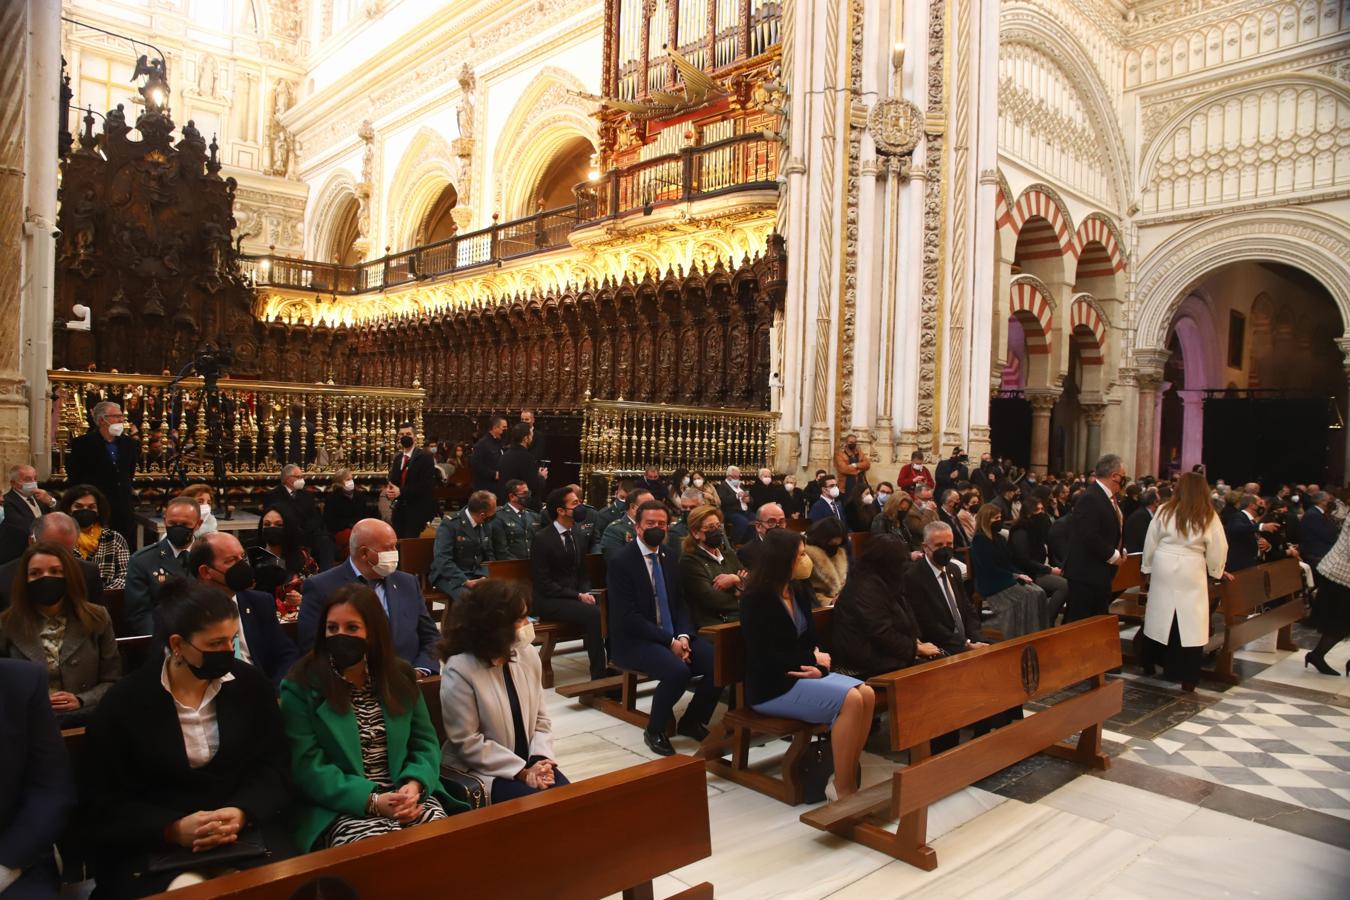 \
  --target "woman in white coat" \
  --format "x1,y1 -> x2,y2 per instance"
439,579 -> 569,804
1140,472 -> 1230,691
